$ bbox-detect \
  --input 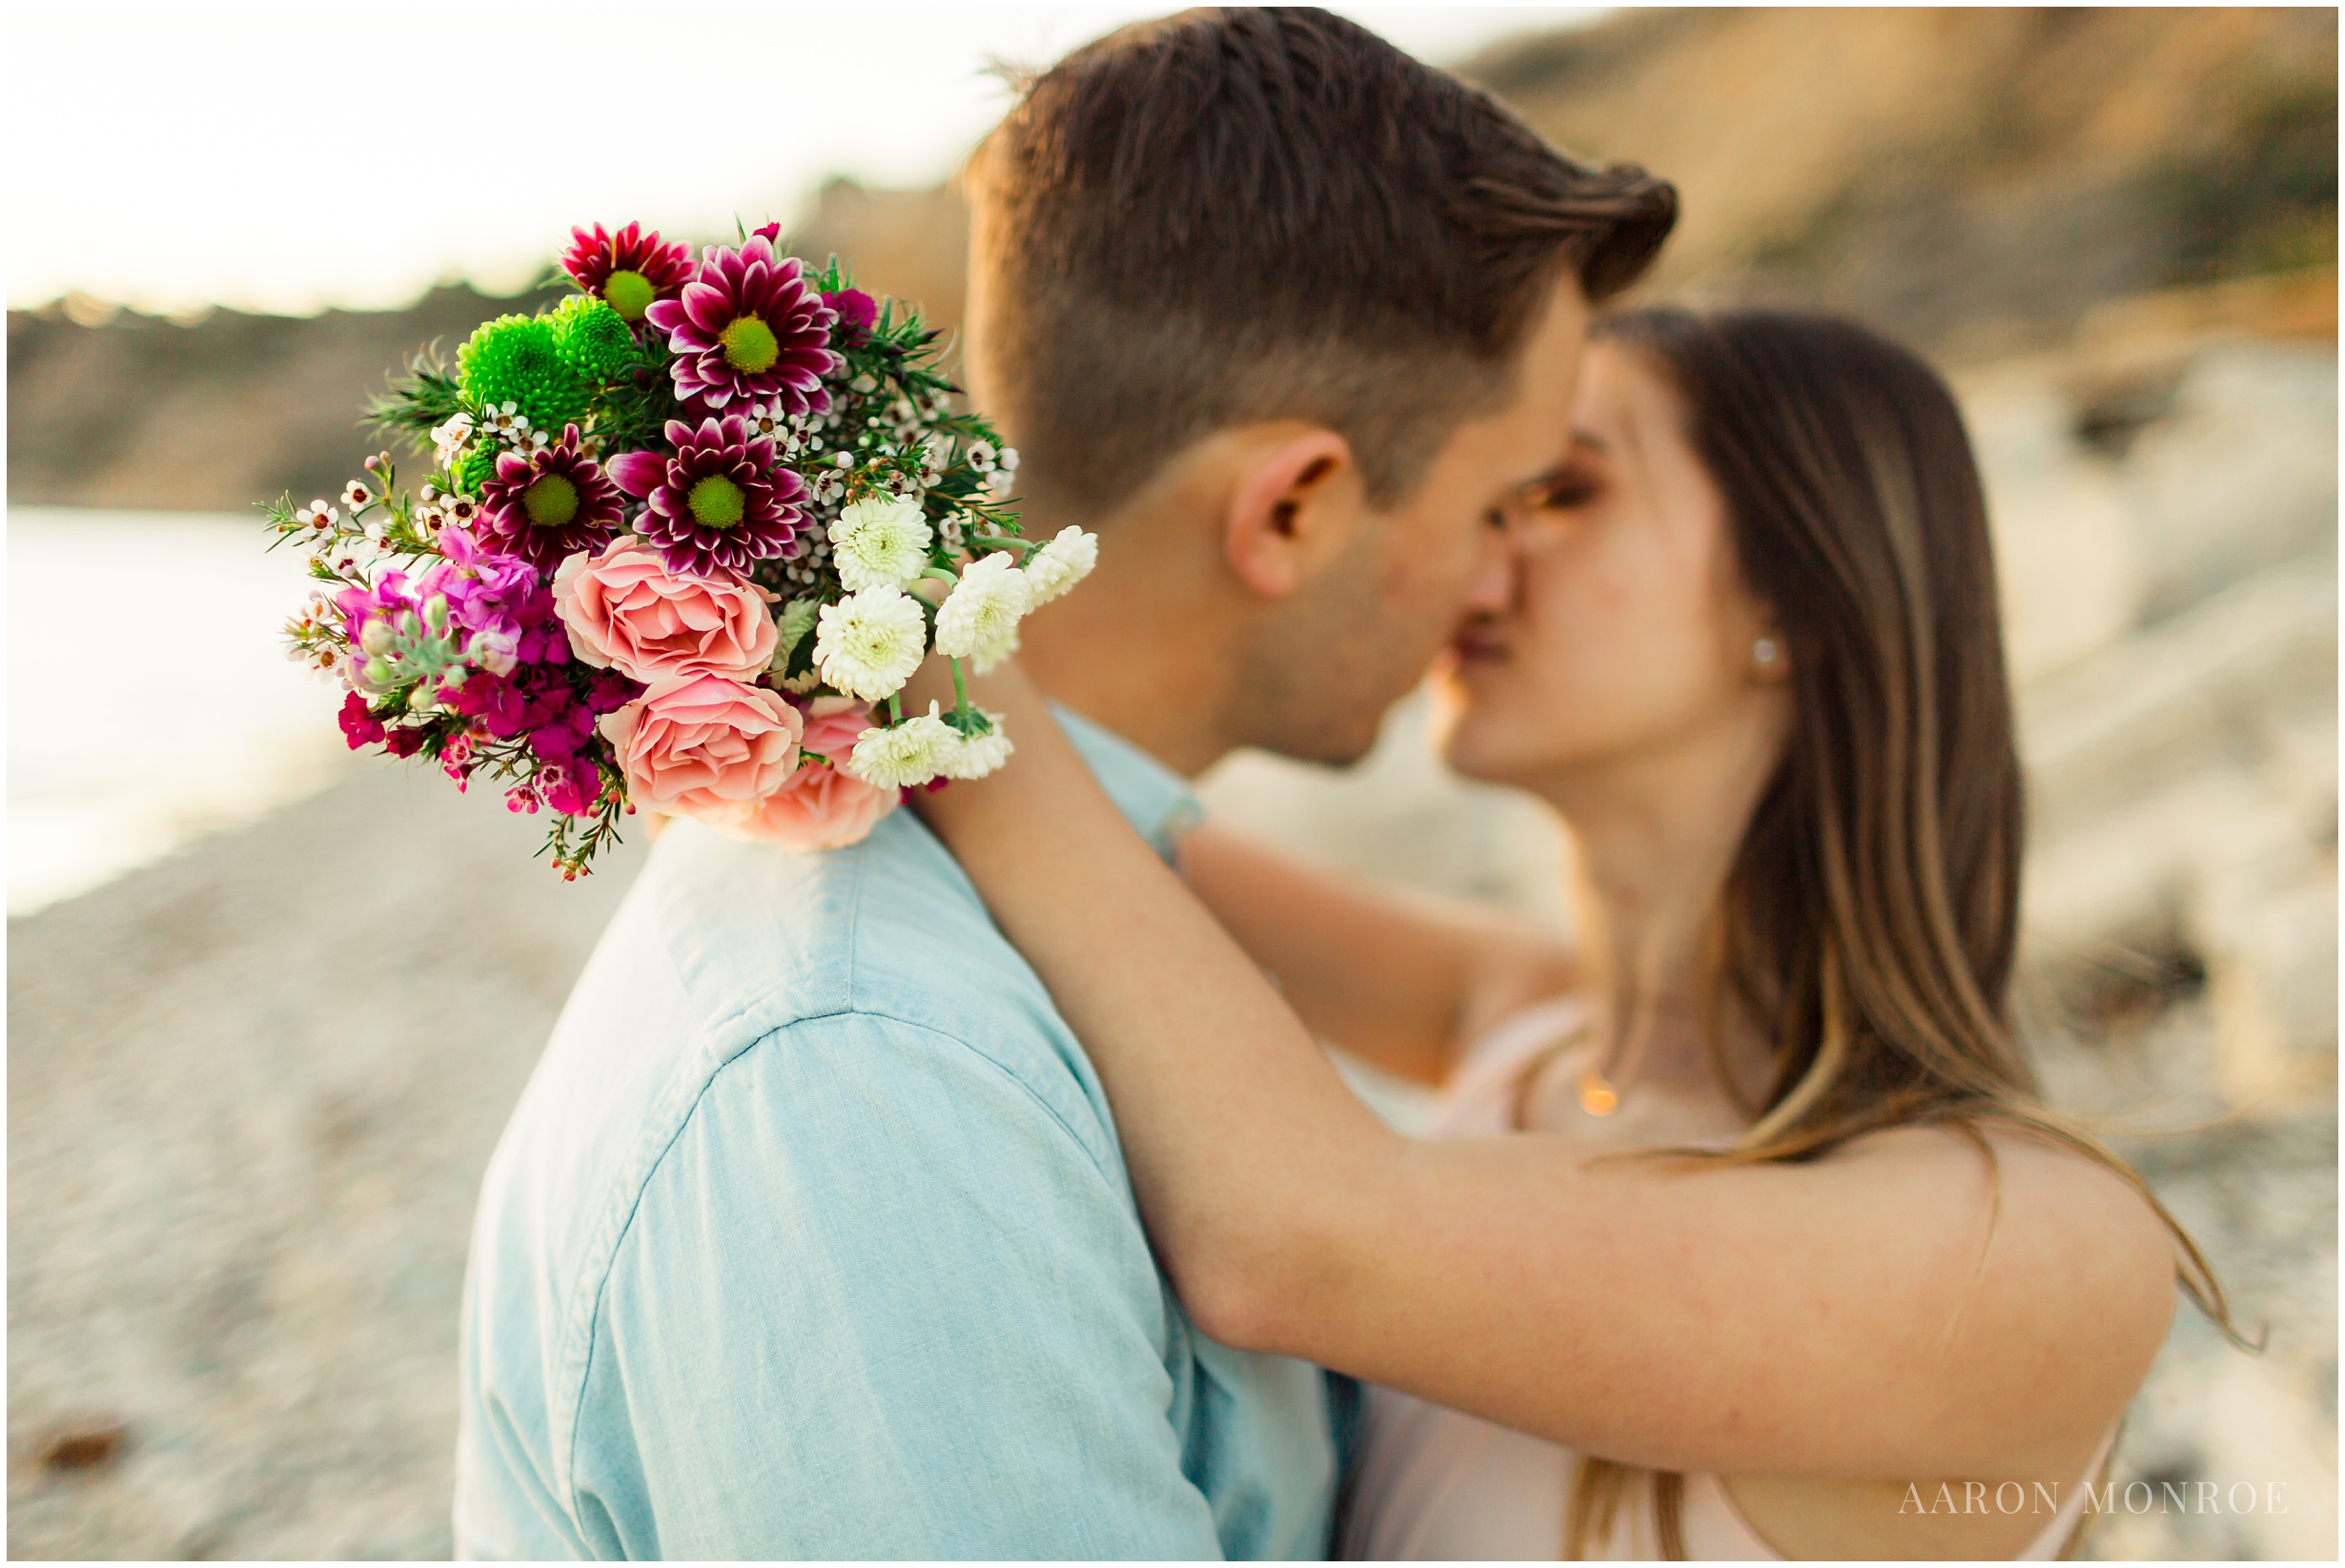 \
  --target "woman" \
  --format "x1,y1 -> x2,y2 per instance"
913,309 -> 2234,1559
